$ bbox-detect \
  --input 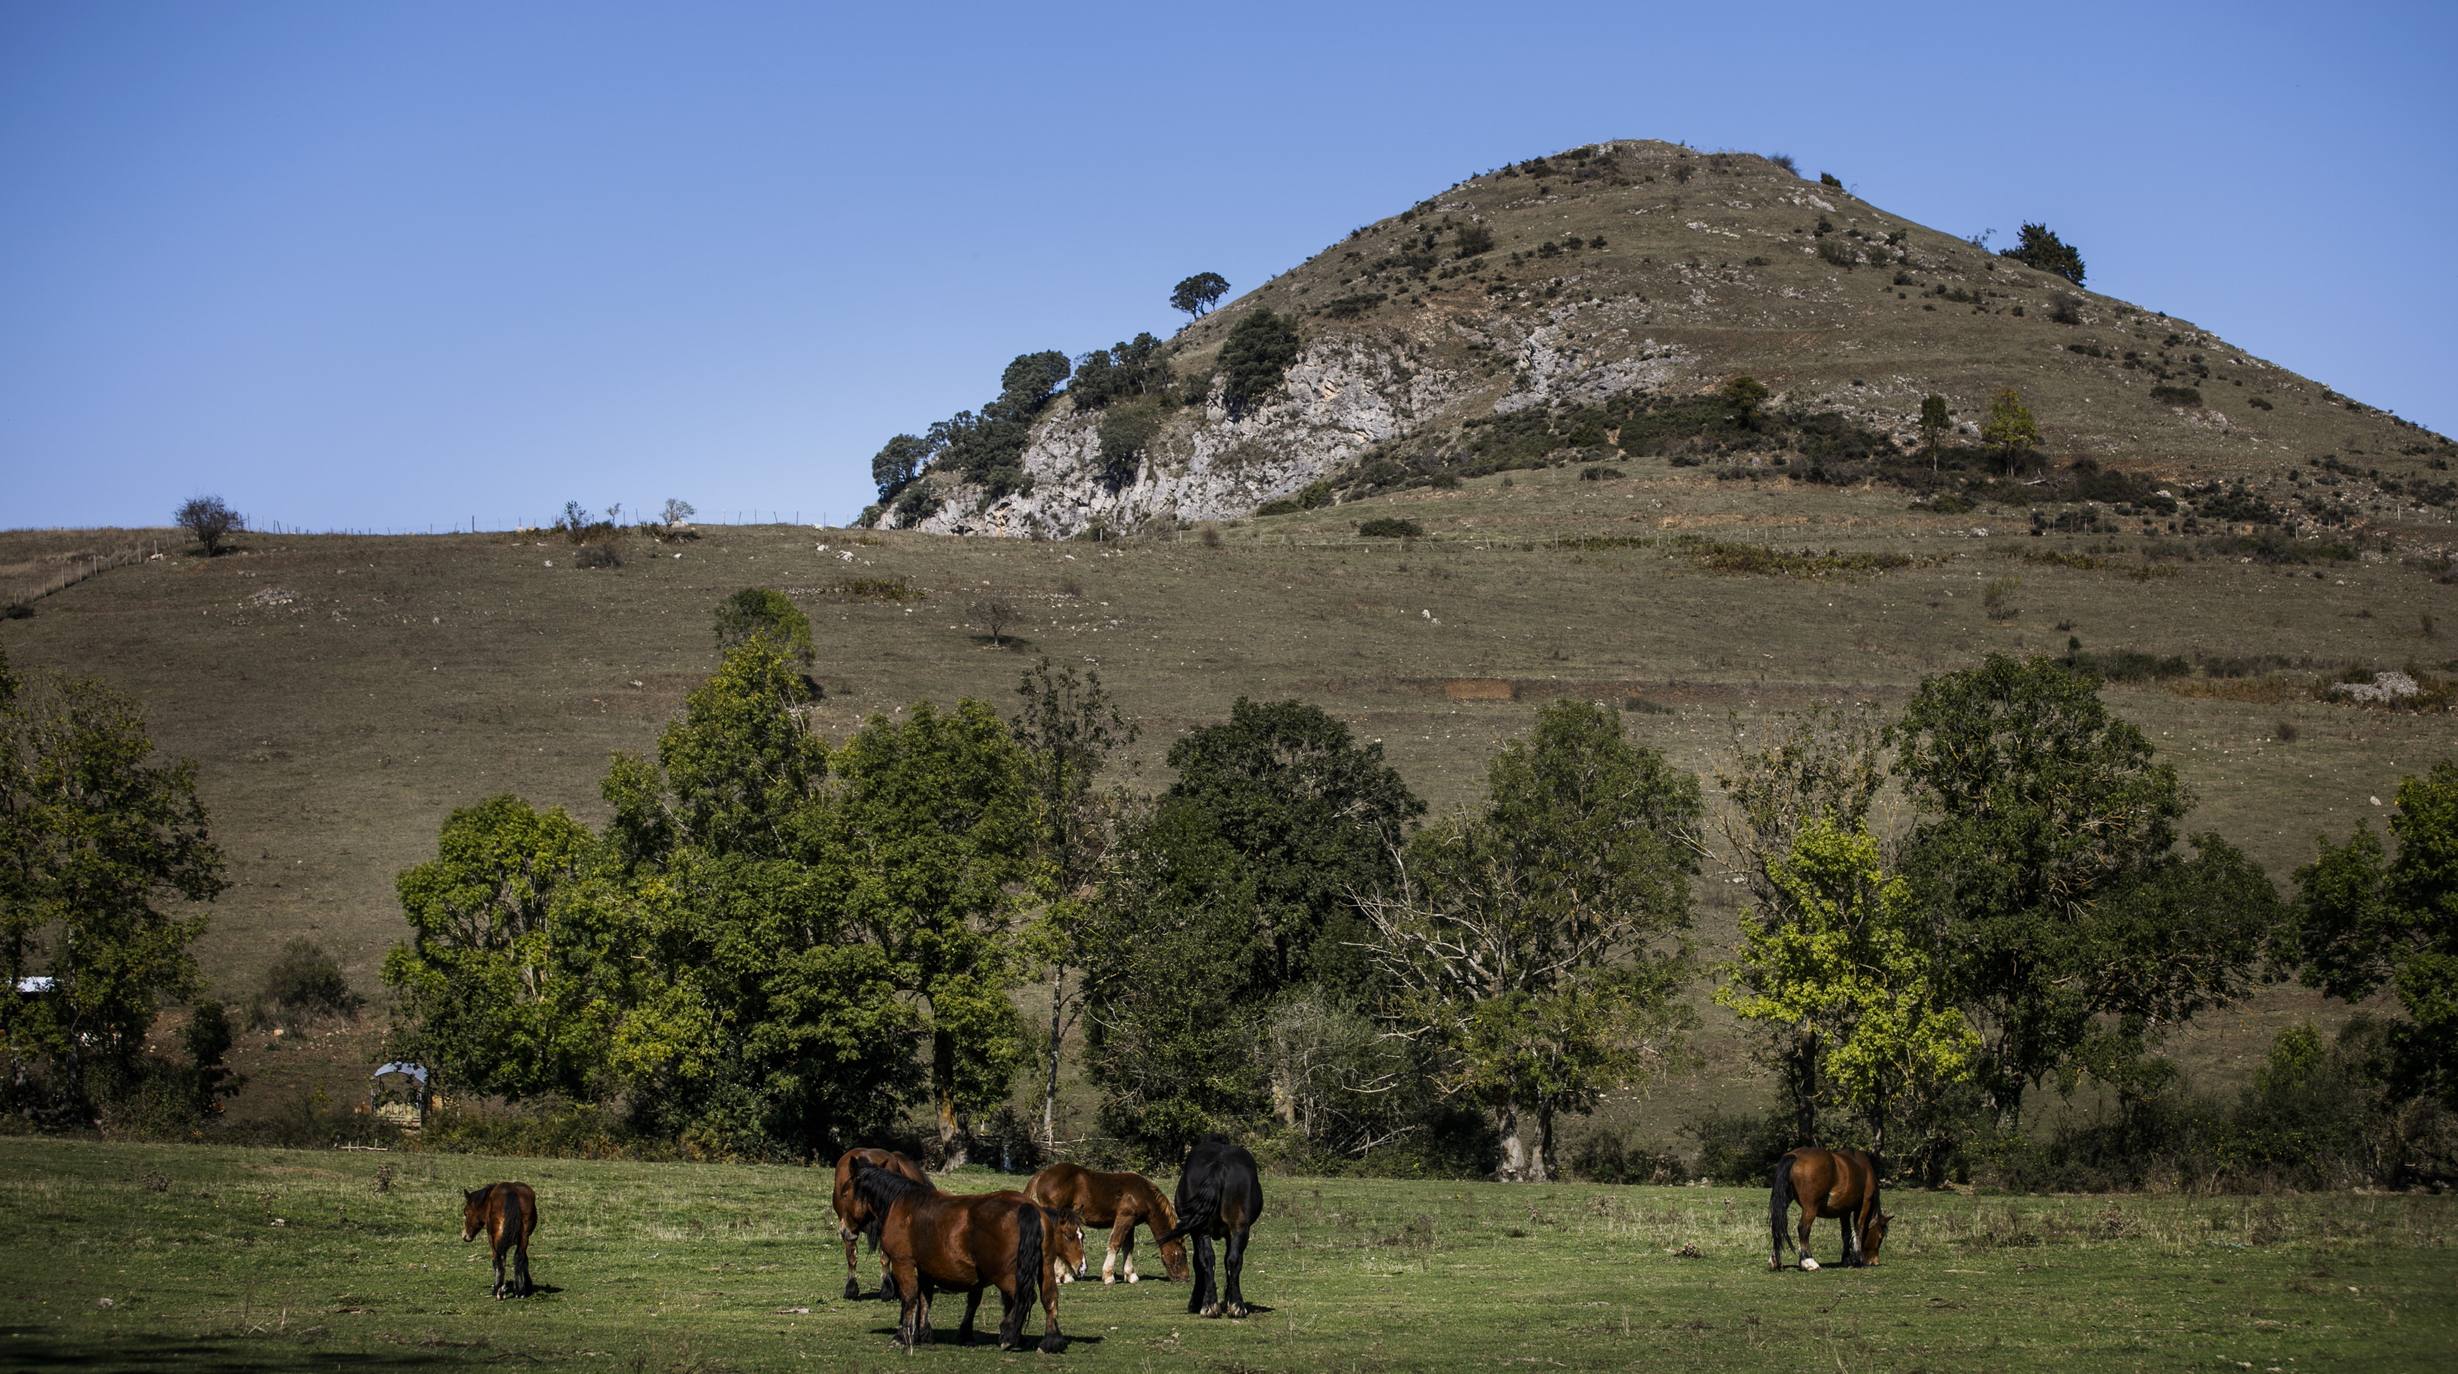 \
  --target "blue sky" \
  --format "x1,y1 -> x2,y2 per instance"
4,1 -> 2452,532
